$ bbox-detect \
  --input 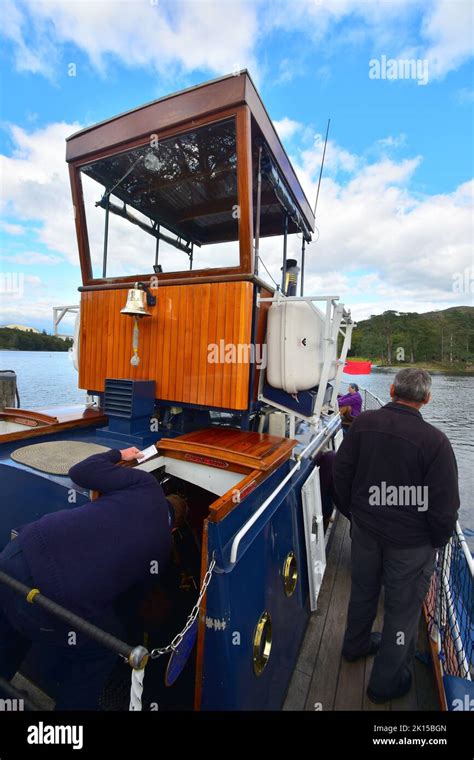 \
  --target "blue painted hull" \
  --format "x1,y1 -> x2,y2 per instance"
201,459 -> 313,709
0,421 -> 318,710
